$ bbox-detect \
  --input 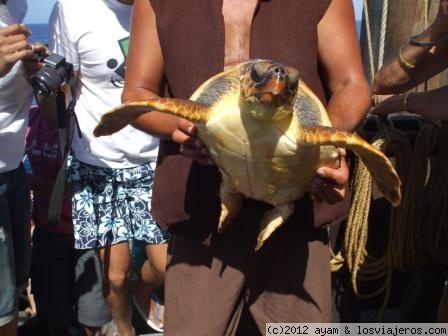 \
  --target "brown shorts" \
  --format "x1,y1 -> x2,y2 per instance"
164,200 -> 331,336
